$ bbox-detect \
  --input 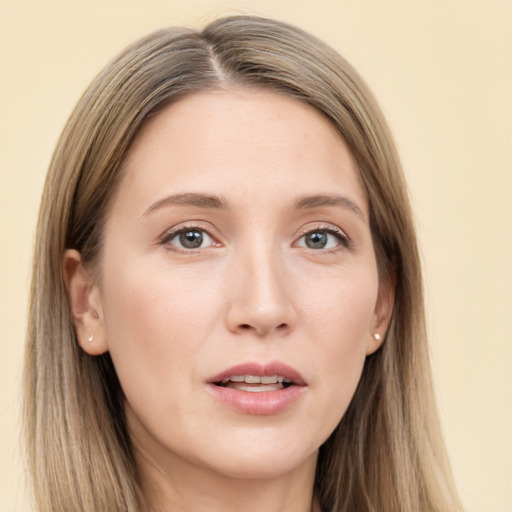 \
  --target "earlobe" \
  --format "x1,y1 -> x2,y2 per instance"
366,271 -> 396,355
366,331 -> 384,356
63,249 -> 108,355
